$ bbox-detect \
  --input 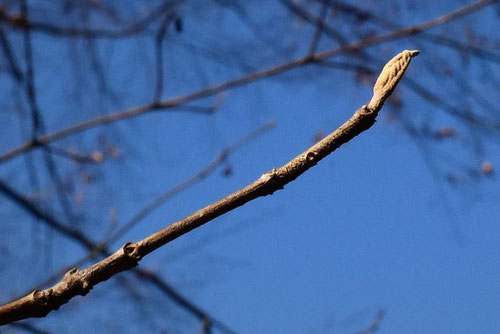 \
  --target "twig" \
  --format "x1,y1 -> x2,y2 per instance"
0,180 -> 236,333
279,0 -> 347,46
0,49 -> 419,325
307,1 -> 332,55
332,0 -> 500,64
356,310 -> 386,334
6,321 -> 51,334
154,13 -> 175,103
0,123 -> 276,332
43,145 -> 103,164
14,121 -> 276,298
0,1 -> 179,39
100,120 -> 276,247
0,0 -> 489,165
